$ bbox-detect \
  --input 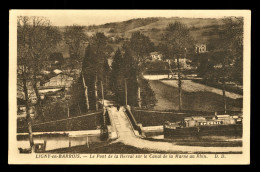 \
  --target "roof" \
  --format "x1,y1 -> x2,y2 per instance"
41,72 -> 58,83
40,71 -> 73,84
38,88 -> 64,95
53,69 -> 62,74
150,52 -> 162,55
